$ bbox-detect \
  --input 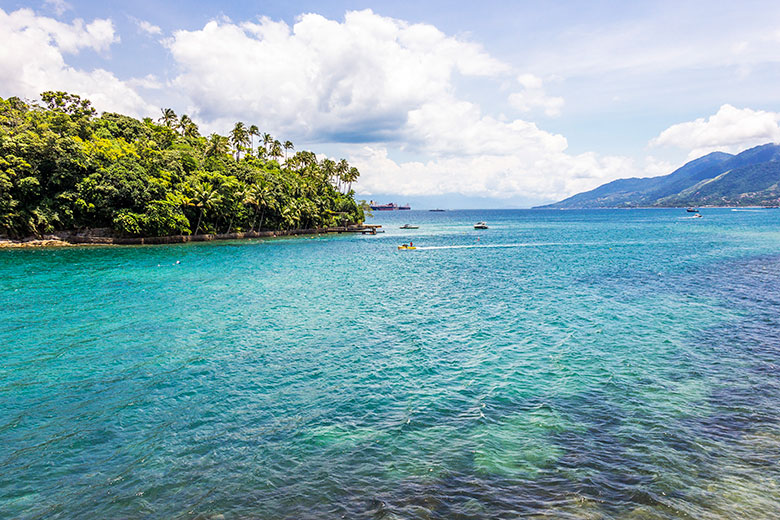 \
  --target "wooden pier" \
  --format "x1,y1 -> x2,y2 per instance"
359,225 -> 383,235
